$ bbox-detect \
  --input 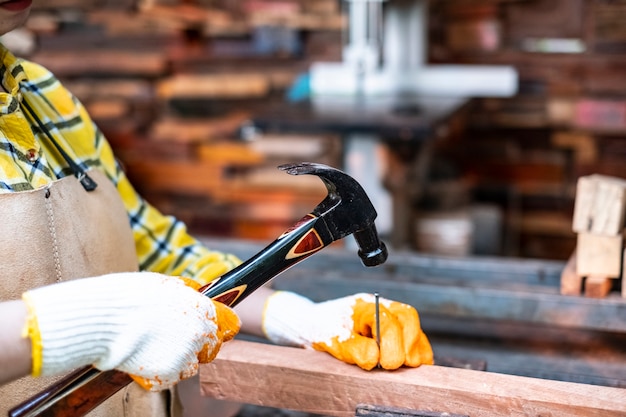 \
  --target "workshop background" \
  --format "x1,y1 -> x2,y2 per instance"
4,1 -> 625,414
5,0 -> 626,262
